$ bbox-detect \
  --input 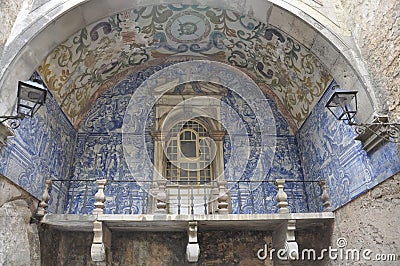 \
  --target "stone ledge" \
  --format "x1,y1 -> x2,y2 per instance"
41,212 -> 334,232
41,214 -> 96,231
